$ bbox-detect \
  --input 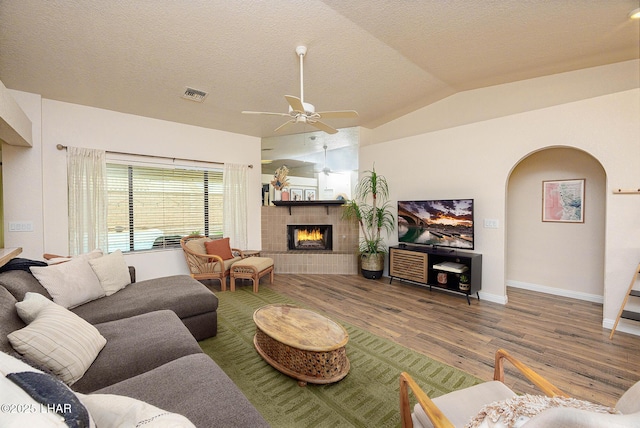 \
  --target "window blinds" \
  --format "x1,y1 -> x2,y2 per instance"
106,163 -> 223,252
